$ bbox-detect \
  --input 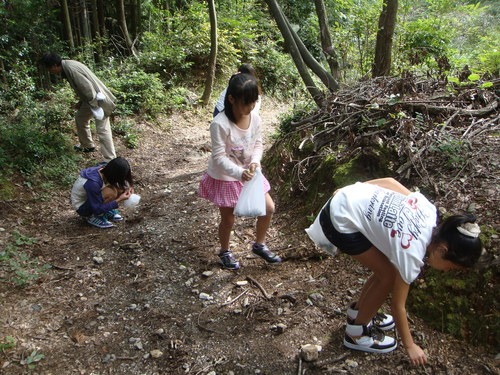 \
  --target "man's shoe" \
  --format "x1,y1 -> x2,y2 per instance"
252,243 -> 282,263
344,323 -> 397,353
74,145 -> 96,153
219,251 -> 240,270
347,302 -> 395,331
87,215 -> 114,229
